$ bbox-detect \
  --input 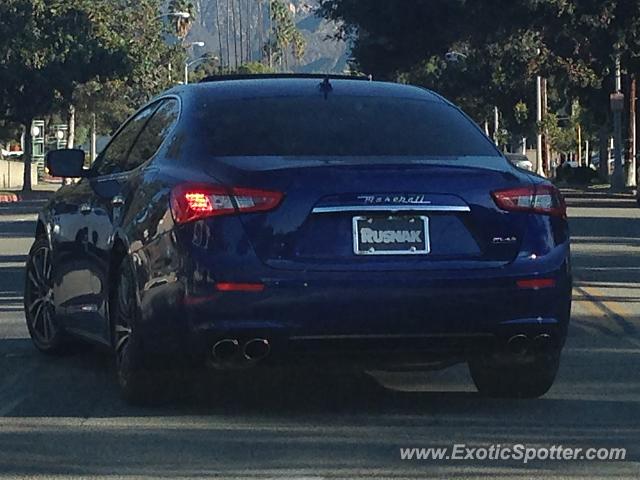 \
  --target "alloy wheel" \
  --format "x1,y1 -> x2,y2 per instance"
114,271 -> 134,369
25,245 -> 56,345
